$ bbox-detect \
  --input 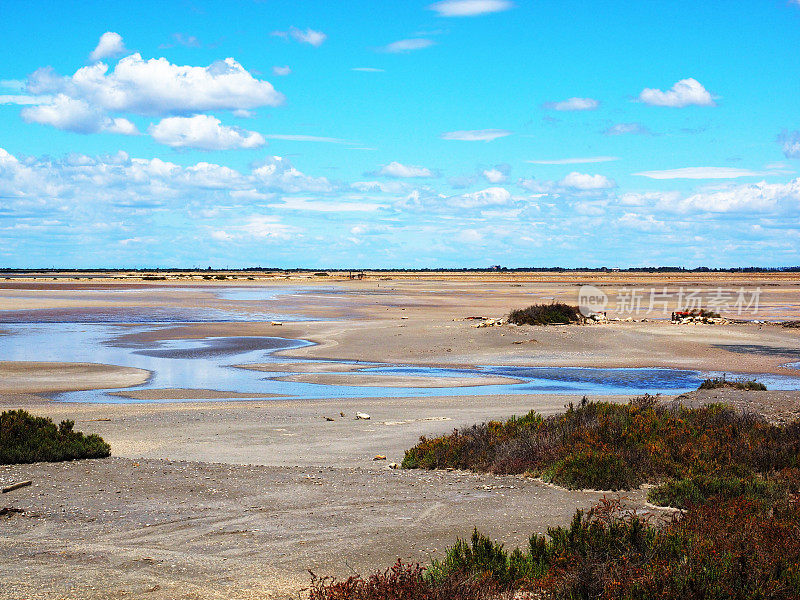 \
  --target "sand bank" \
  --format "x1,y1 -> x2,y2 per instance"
0,361 -> 149,393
